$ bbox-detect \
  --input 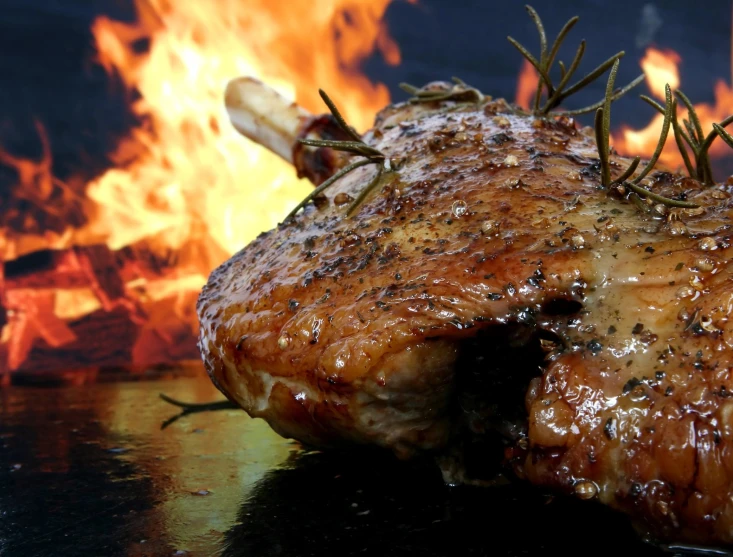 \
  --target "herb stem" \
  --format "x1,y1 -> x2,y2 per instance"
623,182 -> 699,208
